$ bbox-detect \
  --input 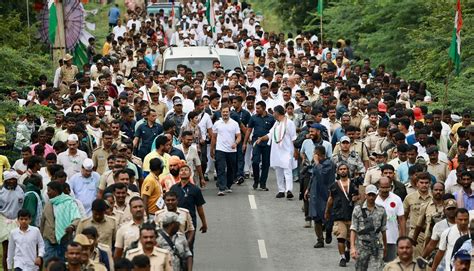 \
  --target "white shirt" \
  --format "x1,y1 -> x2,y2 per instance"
57,149 -> 88,178
431,219 -> 455,241
212,118 -> 240,153
12,159 -> 27,173
113,25 -> 127,39
7,226 -> 45,270
439,225 -> 466,271
375,192 -> 404,244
